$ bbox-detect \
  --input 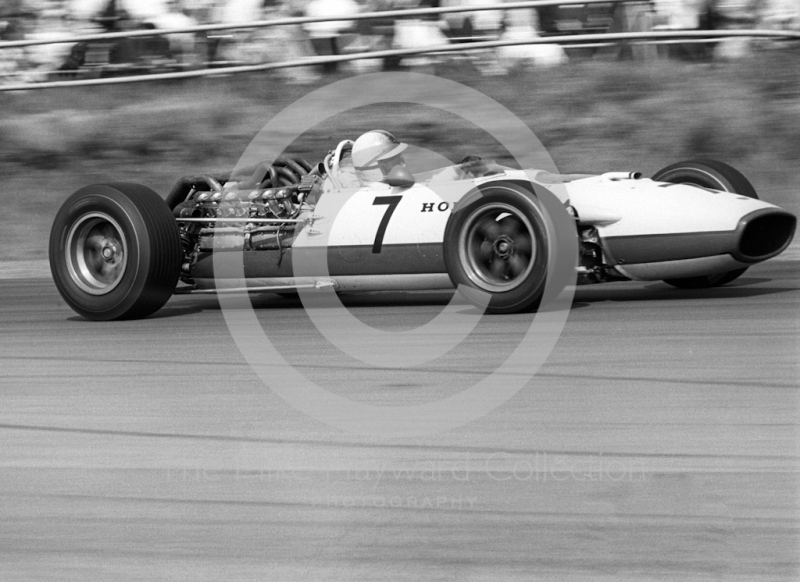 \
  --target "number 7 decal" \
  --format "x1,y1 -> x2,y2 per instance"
371,195 -> 402,253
